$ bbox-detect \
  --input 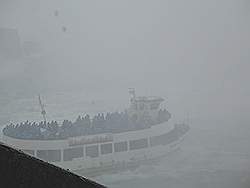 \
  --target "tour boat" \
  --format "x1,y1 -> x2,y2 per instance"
2,89 -> 189,176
